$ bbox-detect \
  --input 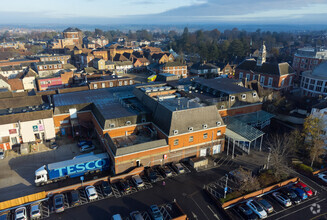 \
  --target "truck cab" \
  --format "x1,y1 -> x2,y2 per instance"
35,165 -> 48,186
